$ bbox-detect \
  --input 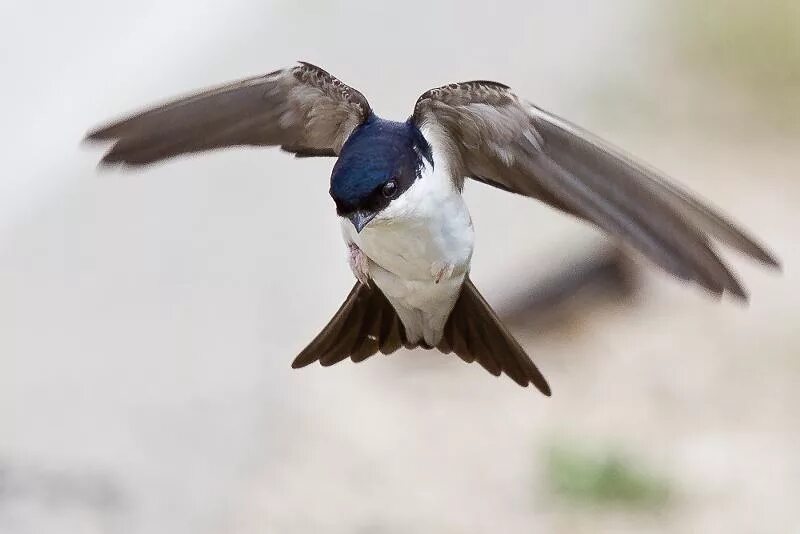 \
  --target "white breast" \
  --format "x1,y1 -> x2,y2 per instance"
341,126 -> 474,346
